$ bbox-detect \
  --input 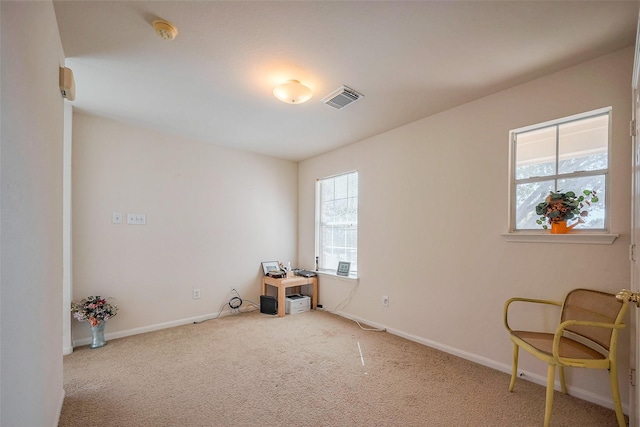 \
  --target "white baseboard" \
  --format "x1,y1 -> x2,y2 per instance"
71,311 -> 223,347
333,310 -> 627,414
